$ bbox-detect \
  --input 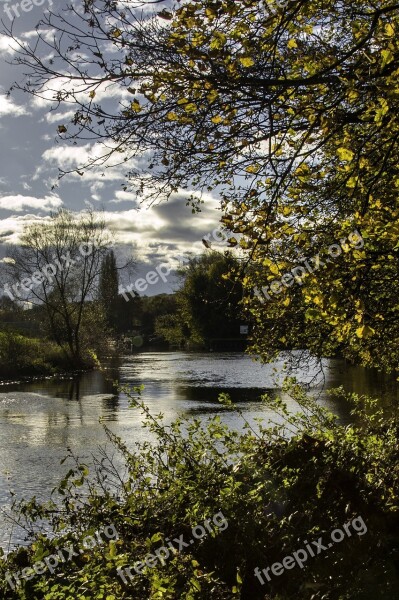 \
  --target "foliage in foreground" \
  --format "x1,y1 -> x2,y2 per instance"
0,382 -> 398,600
